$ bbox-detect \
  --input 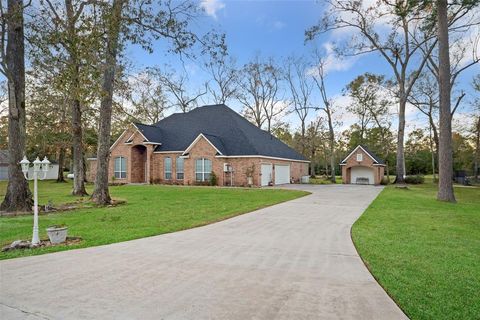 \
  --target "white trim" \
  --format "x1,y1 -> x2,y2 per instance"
131,123 -> 150,142
143,142 -> 162,145
125,132 -> 135,143
216,155 -> 310,163
340,145 -> 381,165
110,129 -> 129,151
86,158 -> 97,161
153,151 -> 184,154
182,133 -> 223,156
